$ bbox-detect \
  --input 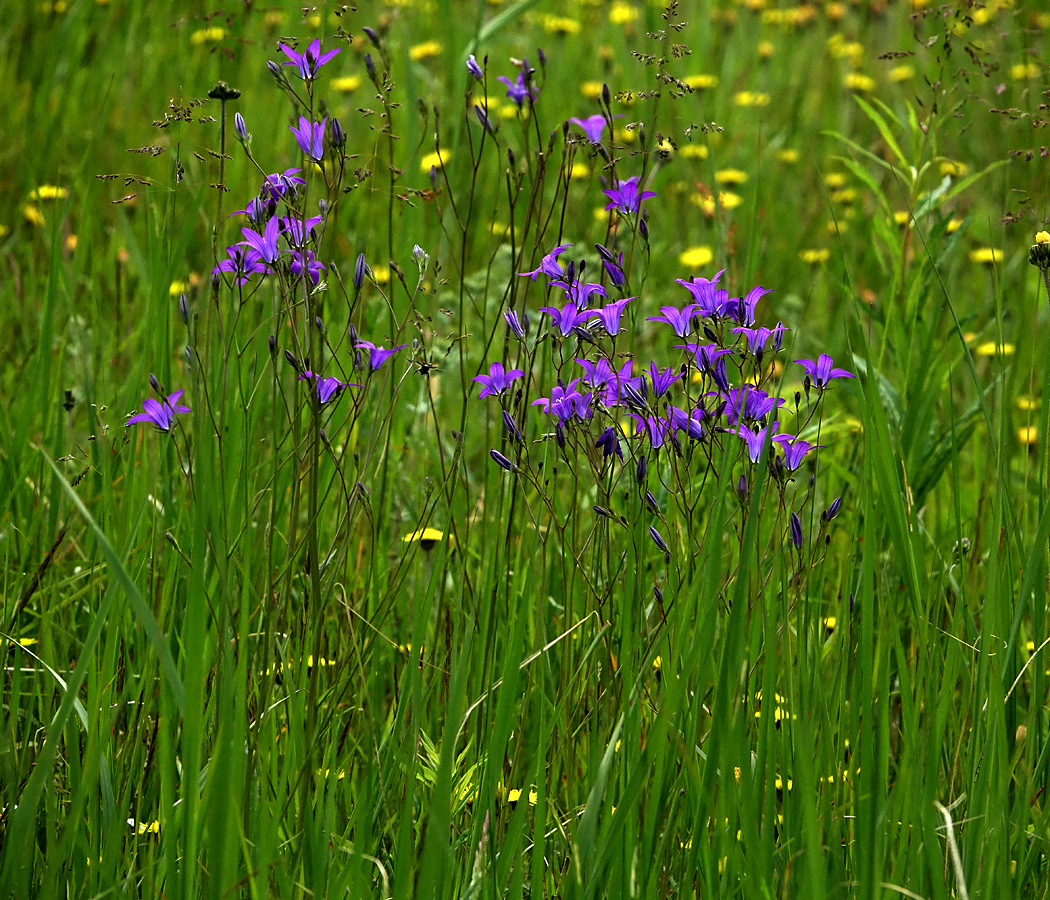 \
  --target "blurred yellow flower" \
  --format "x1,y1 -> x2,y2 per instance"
844,73 -> 876,92
826,219 -> 848,234
940,160 -> 968,177
824,172 -> 847,188
190,26 -> 225,45
1037,231 -> 1050,244
684,74 -> 719,89
969,248 -> 1003,264
1011,62 -> 1040,80
264,10 -> 285,26
762,5 -> 816,27
420,150 -> 449,172
609,1 -> 639,24
614,127 -> 637,144
893,210 -> 911,226
679,246 -> 714,268
29,185 -> 68,200
831,188 -> 856,203
777,148 -> 799,163
0,224 -> 13,238
581,80 -> 604,100
332,75 -> 362,92
1018,426 -> 1039,446
799,248 -> 831,263
889,64 -> 915,82
409,41 -> 442,61
693,191 -> 743,214
569,162 -> 590,179
974,341 -> 1014,356
541,14 -> 580,34
402,527 -> 449,550
1017,395 -> 1040,411
505,788 -> 538,805
681,145 -> 709,159
758,41 -> 774,58
372,264 -> 391,285
169,280 -> 187,297
946,218 -> 963,233
825,2 -> 845,20
23,205 -> 45,226
657,138 -> 675,156
827,35 -> 863,63
64,234 -> 77,252
733,91 -> 771,107
714,168 -> 748,185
